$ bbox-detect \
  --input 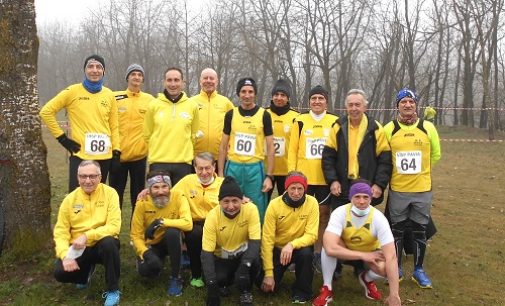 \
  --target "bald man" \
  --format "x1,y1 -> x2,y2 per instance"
190,68 -> 234,161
